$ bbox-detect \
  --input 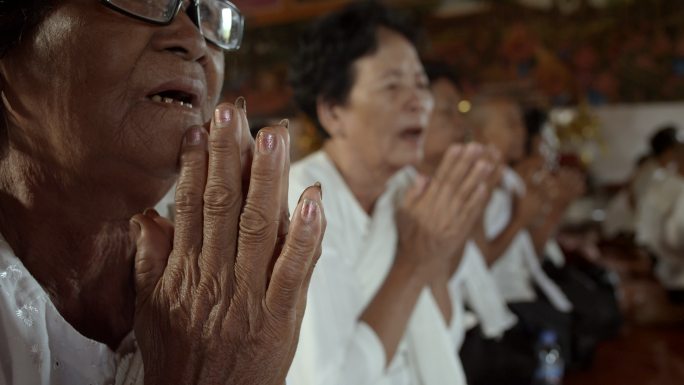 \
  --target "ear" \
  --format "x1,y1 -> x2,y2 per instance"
316,97 -> 346,139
